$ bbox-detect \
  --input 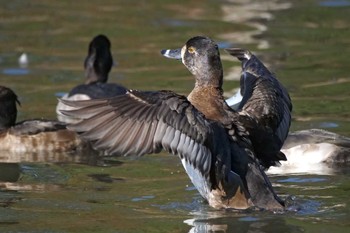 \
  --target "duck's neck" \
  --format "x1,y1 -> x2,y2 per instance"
85,70 -> 107,84
188,82 -> 228,122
